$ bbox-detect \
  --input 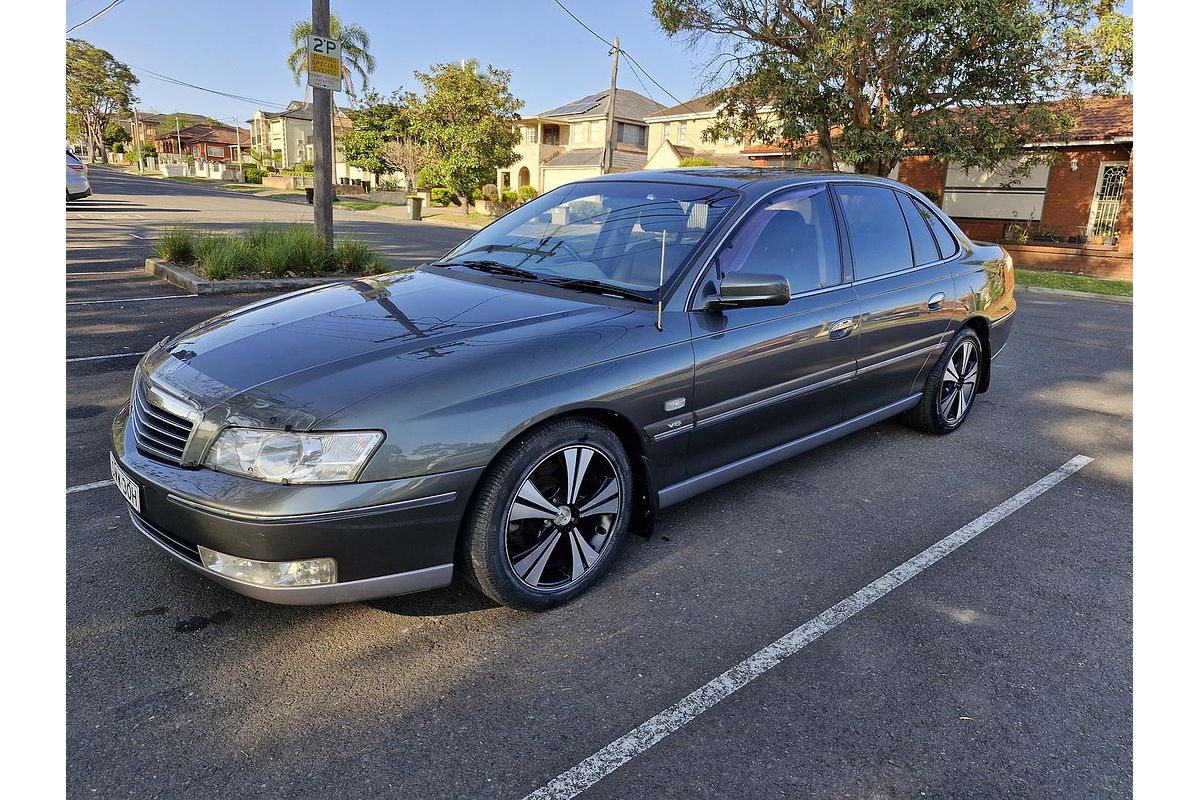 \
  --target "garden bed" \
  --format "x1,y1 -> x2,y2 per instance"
153,224 -> 390,286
